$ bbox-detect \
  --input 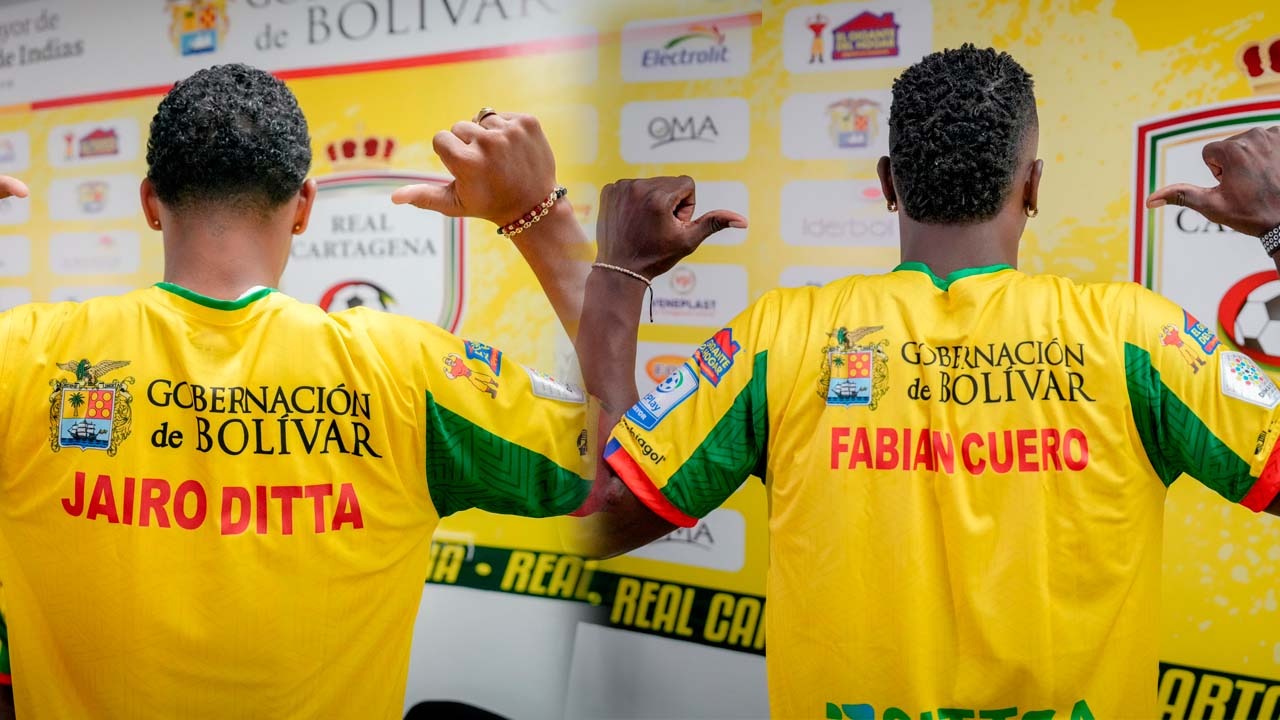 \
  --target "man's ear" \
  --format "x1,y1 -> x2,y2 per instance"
291,178 -> 318,234
139,178 -> 163,230
1024,159 -> 1044,214
877,156 -> 897,210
